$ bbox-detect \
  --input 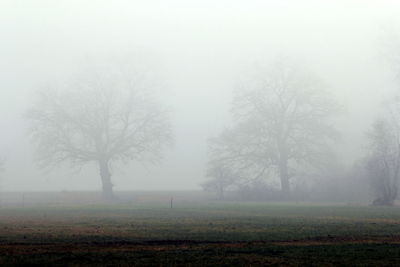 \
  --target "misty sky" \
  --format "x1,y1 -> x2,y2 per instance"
1,0 -> 400,191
